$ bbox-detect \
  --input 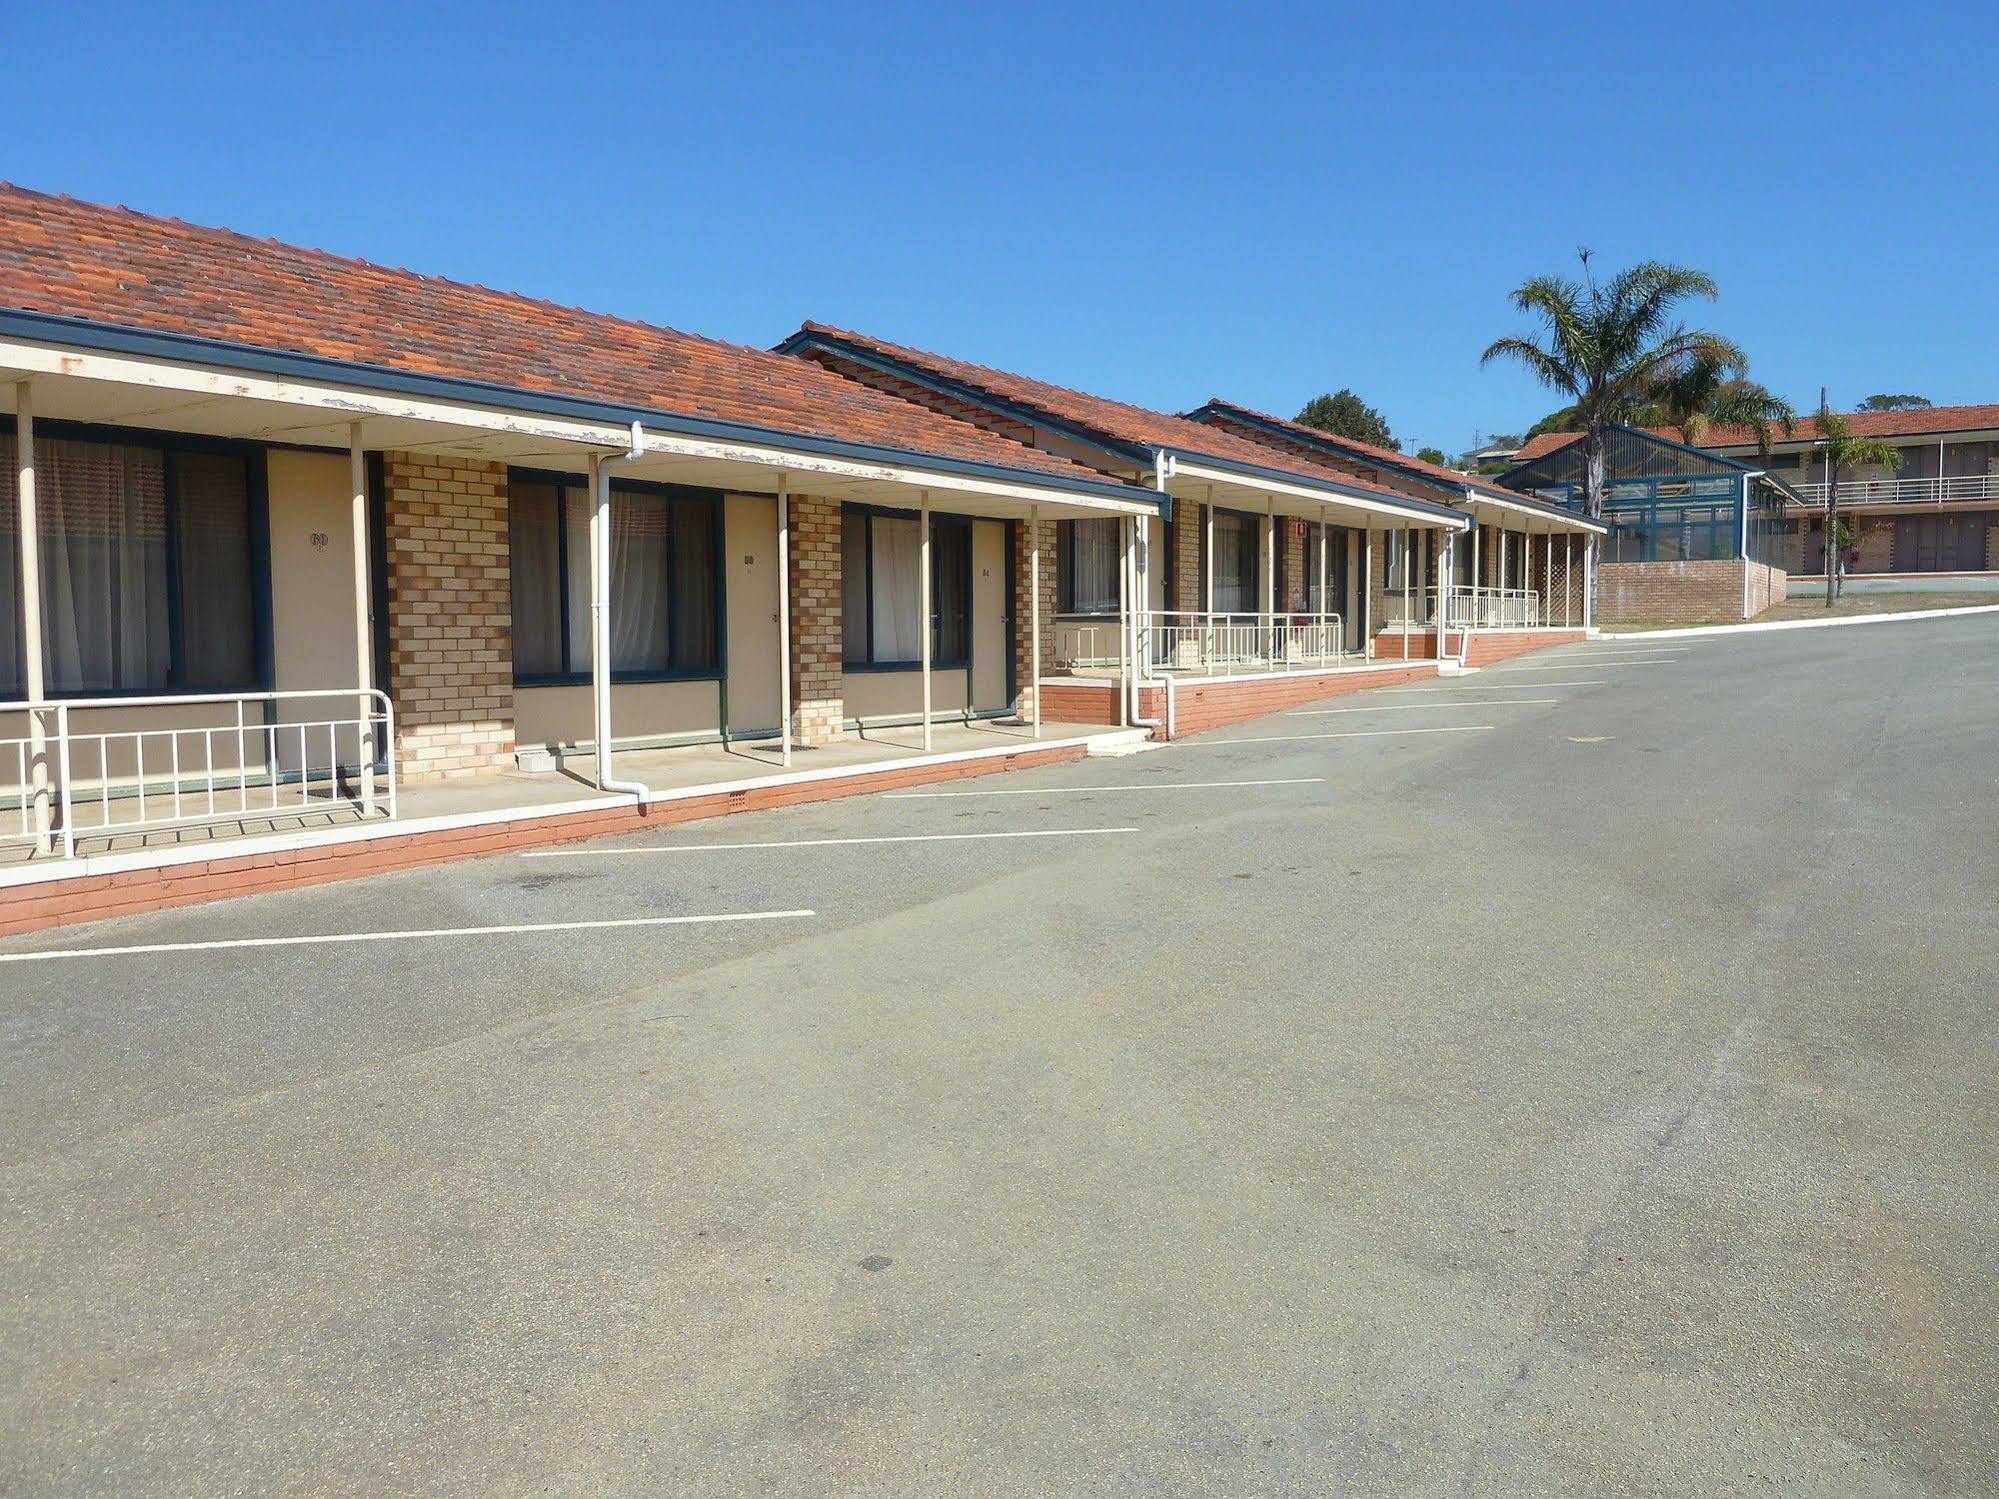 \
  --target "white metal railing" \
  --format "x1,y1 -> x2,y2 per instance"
1054,611 -> 1346,678
0,688 -> 396,859
1792,474 -> 1999,507
1381,587 -> 1545,630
